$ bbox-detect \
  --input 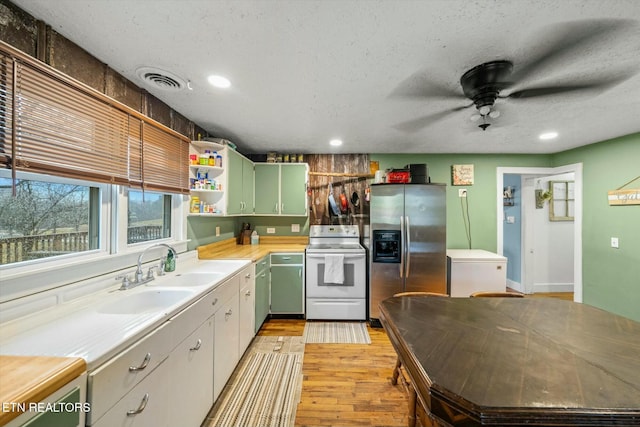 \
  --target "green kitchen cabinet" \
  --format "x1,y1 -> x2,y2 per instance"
270,253 -> 304,314
254,164 -> 308,216
17,379 -> 85,427
254,255 -> 271,332
226,149 -> 254,215
254,164 -> 281,215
